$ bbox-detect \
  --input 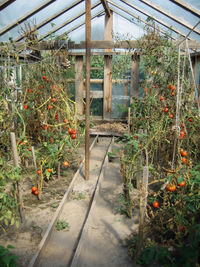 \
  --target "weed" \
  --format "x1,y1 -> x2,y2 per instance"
56,220 -> 70,231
